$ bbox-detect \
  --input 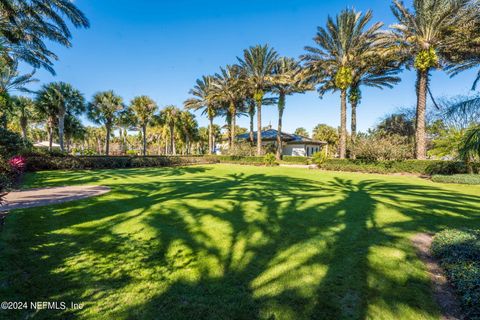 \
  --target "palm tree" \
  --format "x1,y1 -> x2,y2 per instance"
212,65 -> 244,152
159,105 -> 180,155
11,95 -> 35,139
130,96 -> 157,156
348,59 -> 401,158
238,44 -> 278,155
178,111 -> 199,155
87,91 -> 124,155
117,108 -> 136,155
184,75 -> 218,154
0,58 -> 37,128
272,57 -> 311,160
36,82 -> 85,152
381,0 -> 475,159
64,114 -> 86,153
0,0 -> 89,73
301,9 -> 383,159
459,124 -> 480,172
